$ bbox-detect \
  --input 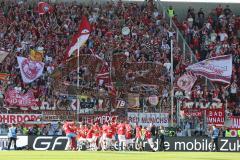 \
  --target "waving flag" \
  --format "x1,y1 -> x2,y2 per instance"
186,55 -> 232,83
17,57 -> 45,83
96,62 -> 110,86
66,16 -> 91,58
177,72 -> 197,92
38,2 -> 53,15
